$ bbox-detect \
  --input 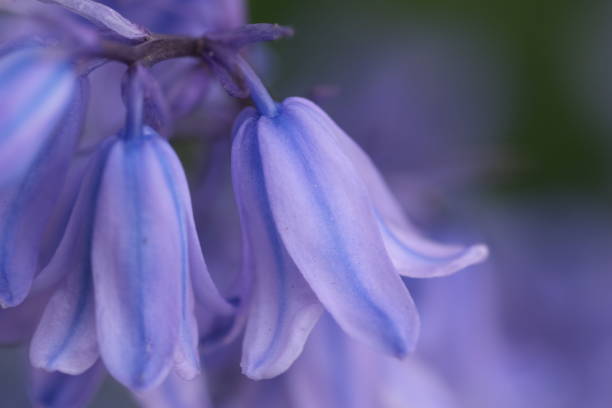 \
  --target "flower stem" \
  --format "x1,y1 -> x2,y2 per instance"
234,56 -> 278,117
